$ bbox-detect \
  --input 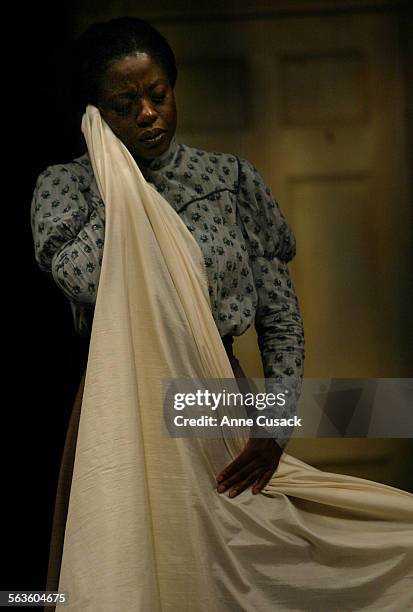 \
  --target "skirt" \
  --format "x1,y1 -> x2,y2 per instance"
44,335 -> 244,611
